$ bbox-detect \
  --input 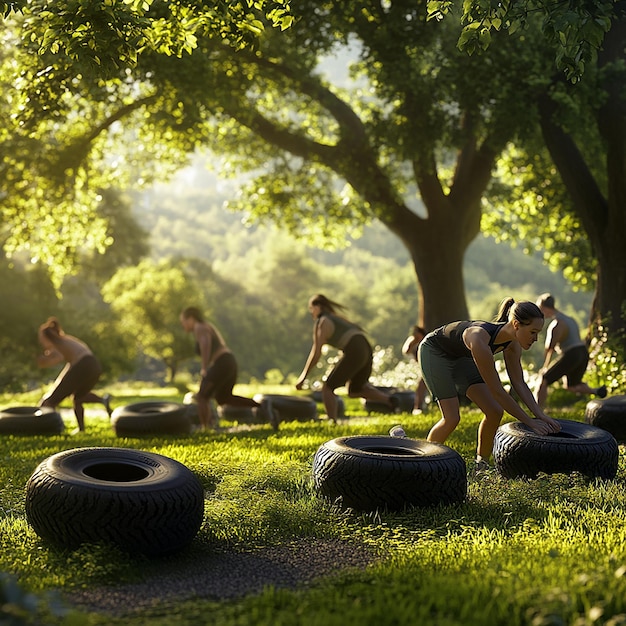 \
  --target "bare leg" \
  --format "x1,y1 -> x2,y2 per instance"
567,382 -> 601,395
414,379 -> 428,412
427,396 -> 461,444
197,396 -> 217,430
536,377 -> 549,408
72,397 -> 86,432
466,383 -> 504,460
81,391 -> 101,402
40,397 -> 54,408
350,382 -> 396,407
322,384 -> 339,423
